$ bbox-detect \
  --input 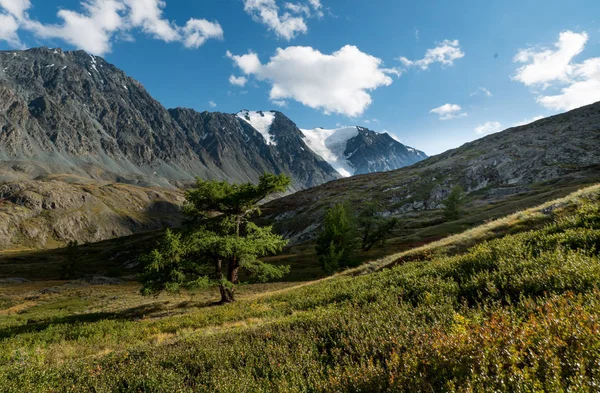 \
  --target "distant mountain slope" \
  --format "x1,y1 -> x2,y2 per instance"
301,126 -> 427,176
0,180 -> 184,250
0,47 -> 425,191
0,47 -> 340,190
264,101 -> 600,243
